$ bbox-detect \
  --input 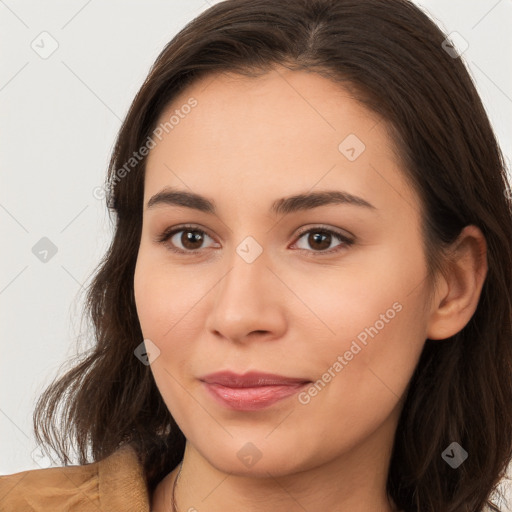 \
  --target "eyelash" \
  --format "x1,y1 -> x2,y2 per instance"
155,224 -> 354,256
